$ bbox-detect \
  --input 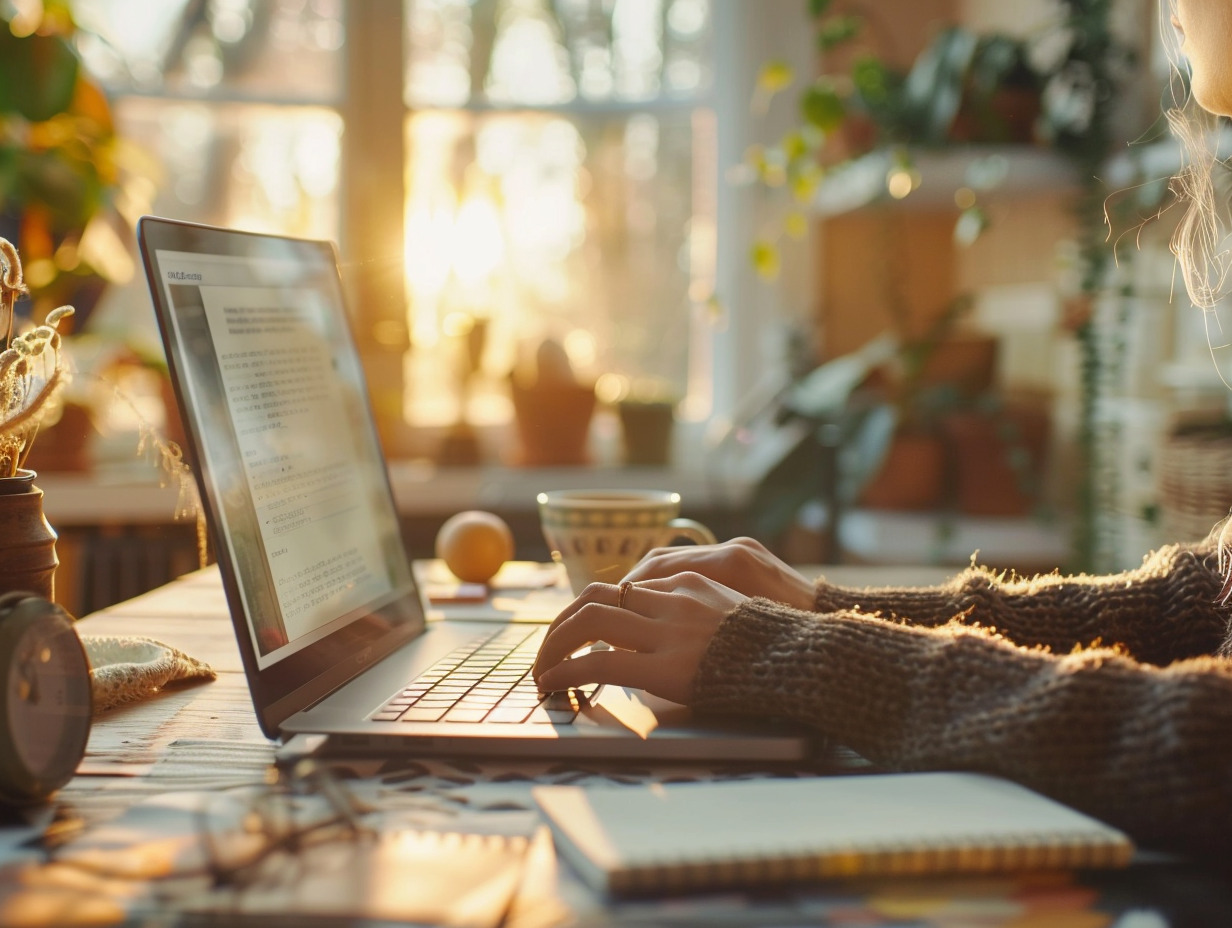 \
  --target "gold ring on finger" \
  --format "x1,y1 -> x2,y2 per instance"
616,579 -> 633,610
